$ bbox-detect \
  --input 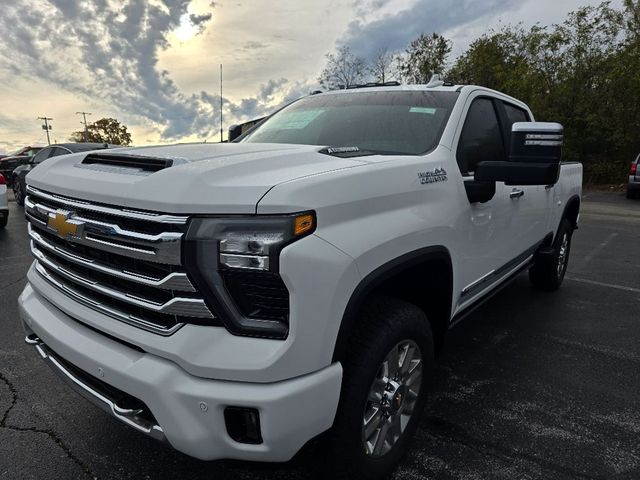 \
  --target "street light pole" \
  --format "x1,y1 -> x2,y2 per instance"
220,63 -> 223,143
76,111 -> 92,142
37,117 -> 53,145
